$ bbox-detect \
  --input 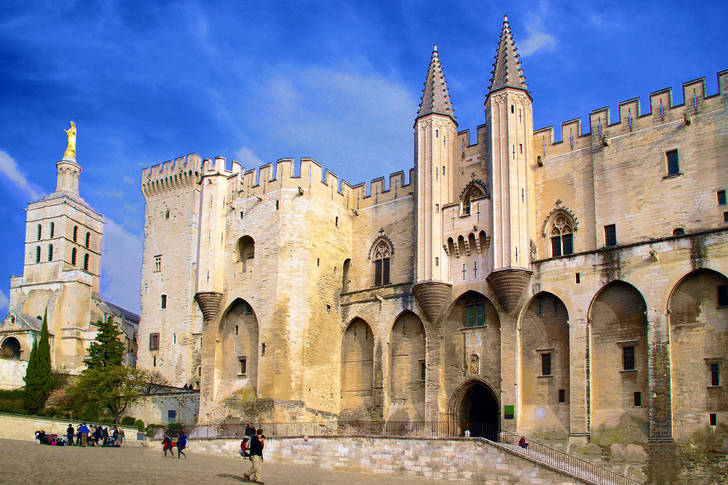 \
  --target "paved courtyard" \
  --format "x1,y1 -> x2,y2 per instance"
0,439 -> 473,485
